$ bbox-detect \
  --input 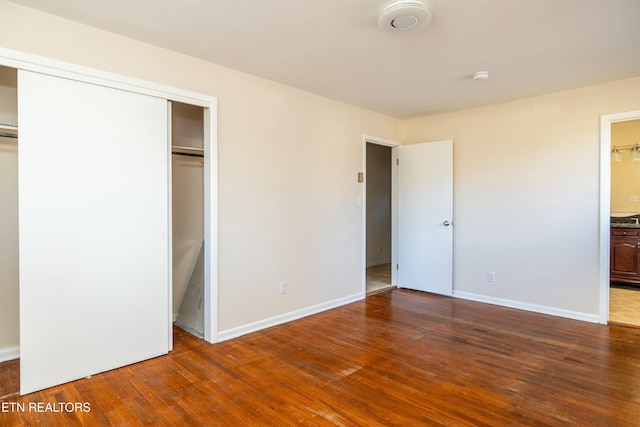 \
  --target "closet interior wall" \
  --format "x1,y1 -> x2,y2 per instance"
171,102 -> 205,322
0,65 -> 18,358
